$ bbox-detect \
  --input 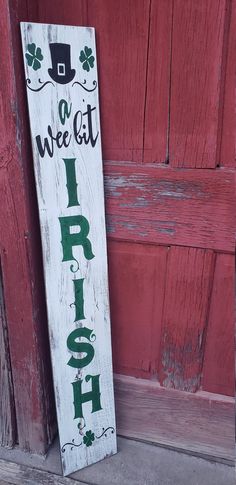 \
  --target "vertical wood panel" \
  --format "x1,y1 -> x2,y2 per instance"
36,0 -> 87,25
202,254 -> 235,396
169,0 -> 226,168
220,0 -> 236,167
0,267 -> 16,447
87,0 -> 150,162
143,0 -> 172,163
108,241 -> 167,378
0,0 -> 56,452
159,247 -> 215,392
